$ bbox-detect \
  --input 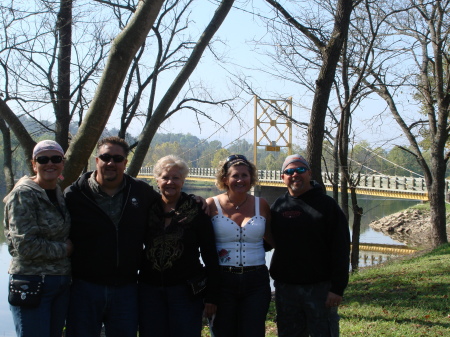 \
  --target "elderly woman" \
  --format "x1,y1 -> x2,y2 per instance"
138,155 -> 220,337
206,154 -> 274,337
3,140 -> 73,337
